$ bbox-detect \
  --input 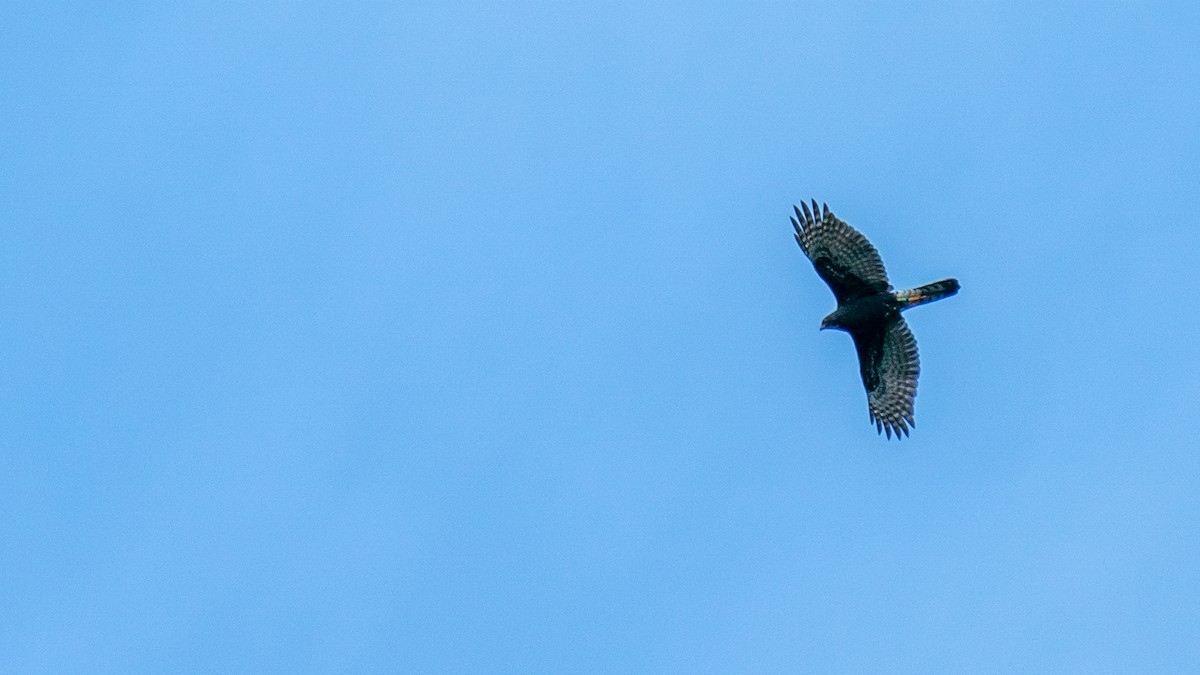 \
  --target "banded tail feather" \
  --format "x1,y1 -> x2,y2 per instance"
894,278 -> 960,310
